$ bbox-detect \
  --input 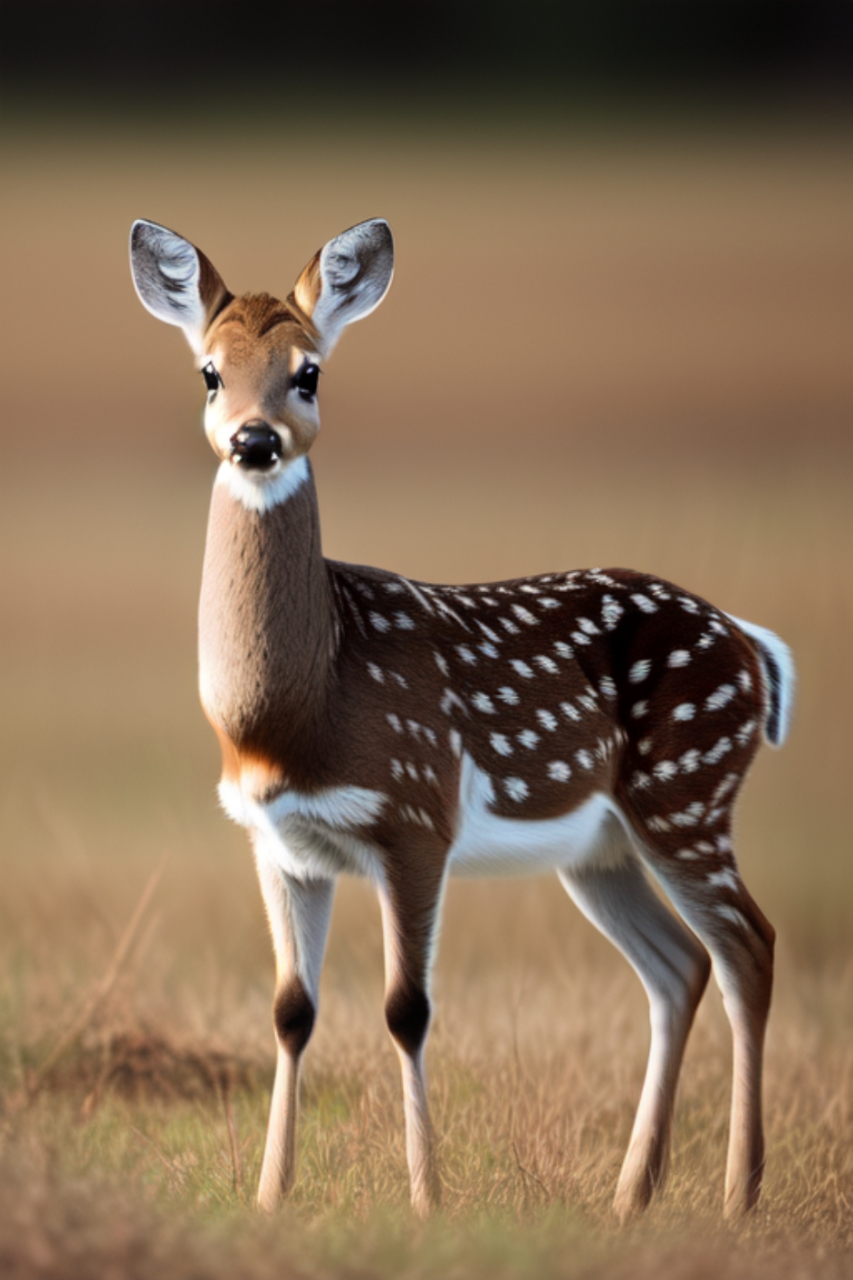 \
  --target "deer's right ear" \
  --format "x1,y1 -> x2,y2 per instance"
130,220 -> 230,355
292,219 -> 394,357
